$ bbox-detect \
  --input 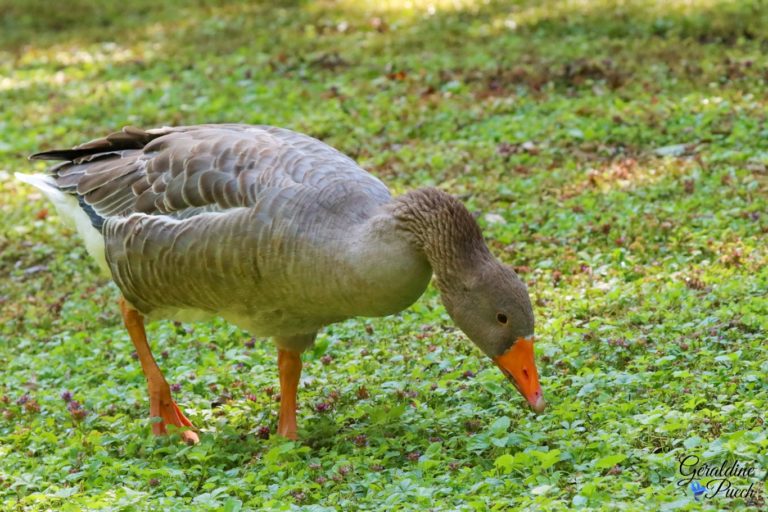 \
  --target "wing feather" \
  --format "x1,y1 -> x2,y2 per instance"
29,124 -> 391,242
